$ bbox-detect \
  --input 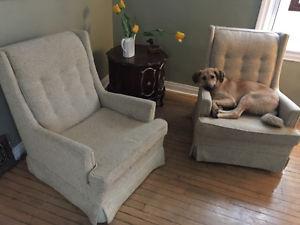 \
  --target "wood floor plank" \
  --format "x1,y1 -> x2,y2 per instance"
0,194 -> 78,225
110,219 -> 131,225
115,212 -> 156,225
153,169 -> 300,224
3,171 -> 61,198
131,191 -> 244,225
0,204 -> 52,225
165,154 -> 300,201
0,177 -> 84,215
0,185 -> 90,224
138,183 -> 277,225
125,199 -> 201,225
0,91 -> 299,225
120,205 -> 178,225
0,213 -> 27,225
